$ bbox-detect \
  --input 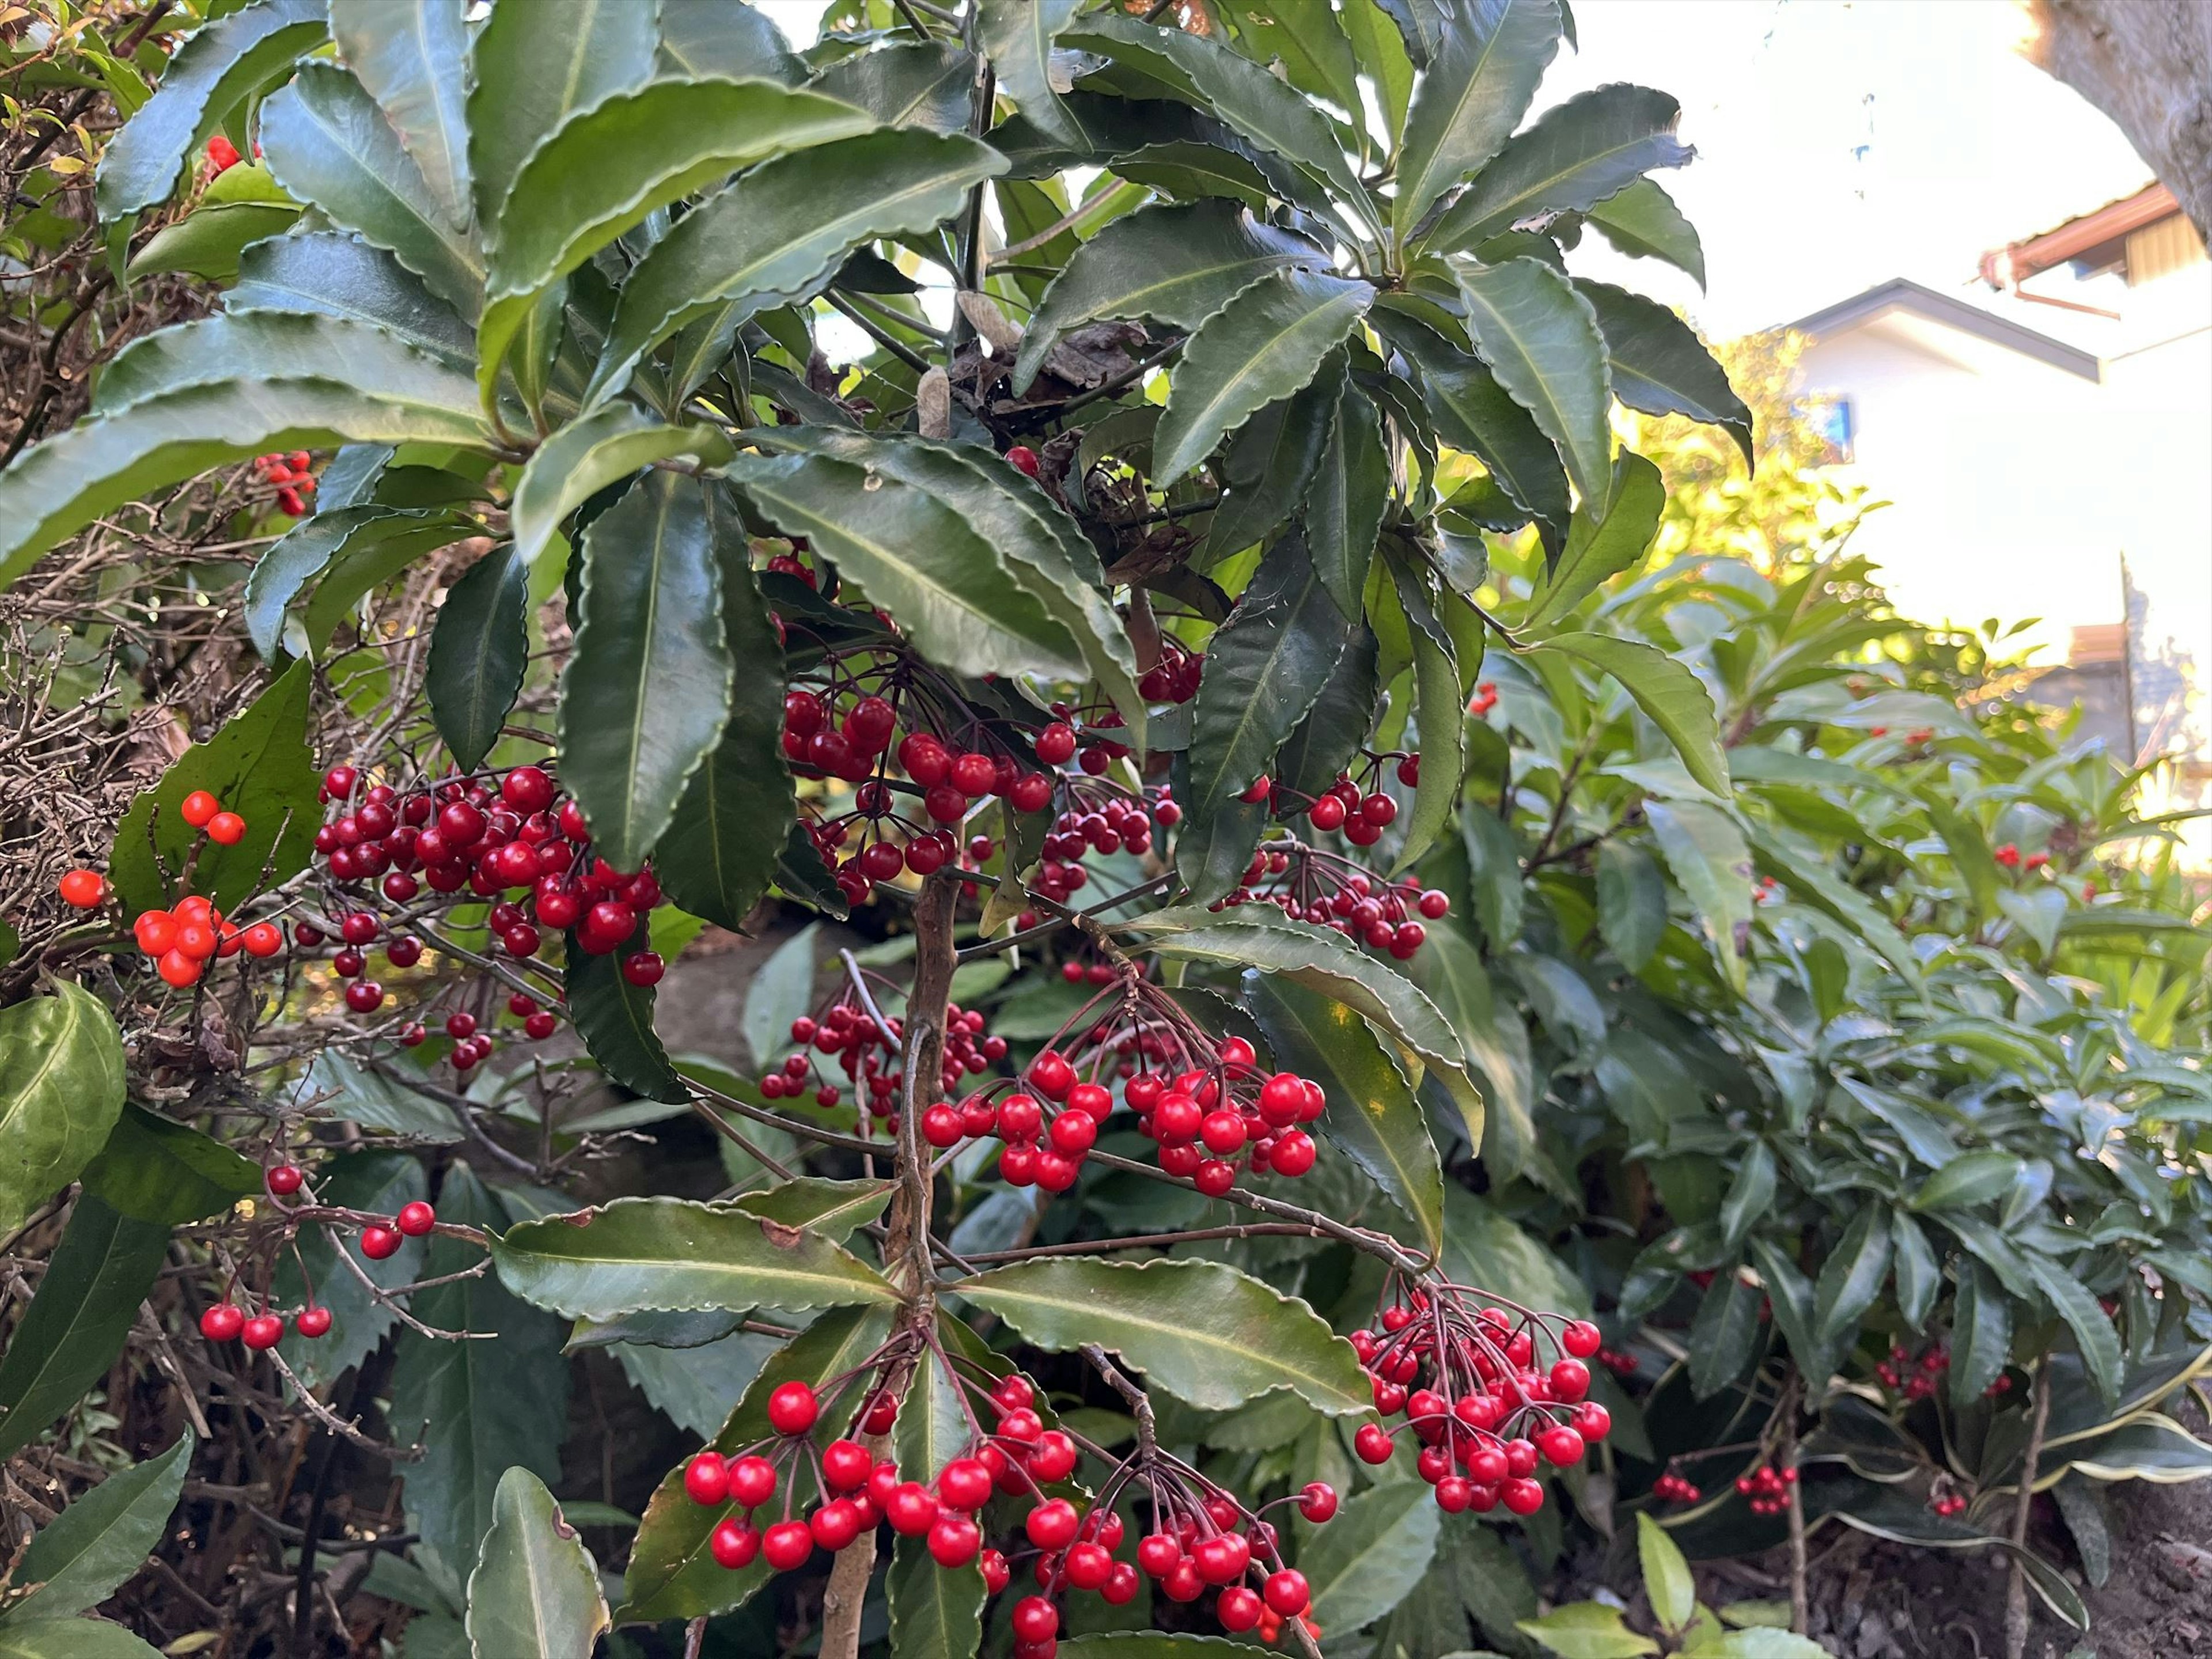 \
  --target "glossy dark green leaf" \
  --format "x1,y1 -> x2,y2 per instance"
126,199 -> 300,282
959,1257 -> 1370,1415
1949,1262 -> 2012,1407
247,505 -> 472,658
1891,1210 -> 1940,1330
1245,973 -> 1444,1256
274,1152 -> 429,1390
1451,255 -> 1613,513
722,450 -> 1087,681
229,230 -> 475,362
0,1197 -> 169,1461
1910,1150 -> 2027,1213
1204,362 -> 1342,558
388,1168 -> 569,1575
2025,1253 -> 2123,1406
0,983 -> 126,1238
260,62 -> 484,317
1015,199 -> 1323,393
0,1618 -> 166,1658
619,1305 -> 895,1622
979,0 -> 1083,145
1687,1268 -> 1763,1399
1304,381 -> 1389,620
1814,1204 -> 1893,1343
887,1530 -> 986,1659
657,0 -> 804,82
1596,839 -> 1666,970
426,543 -> 528,772
1584,175 -> 1706,287
1577,278 -> 1753,464
1460,802 -> 1525,947
1393,565 -> 1466,870
1277,624 -> 1378,797
814,41 -> 974,130
78,1104 -> 257,1228
95,0 -> 327,222
1539,635 -> 1730,797
1413,922 -> 1527,1172
733,1178 -> 897,1246
1301,1479 -> 1444,1633
105,657 -> 319,916
328,0 -> 471,230
1748,1234 -> 1830,1387
10,1431 -> 192,1620
509,407 -> 733,571
590,130 -> 1006,406
1157,267 -> 1373,484
1521,450 -> 1663,631
1718,1142 -> 1775,1249
566,925 -> 689,1103
1180,534 -> 1353,902
1392,0 -> 1562,237
464,1467 -> 609,1659
468,0 -> 659,232
100,313 -> 482,425
1422,82 -> 1691,252
558,471 -> 732,871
